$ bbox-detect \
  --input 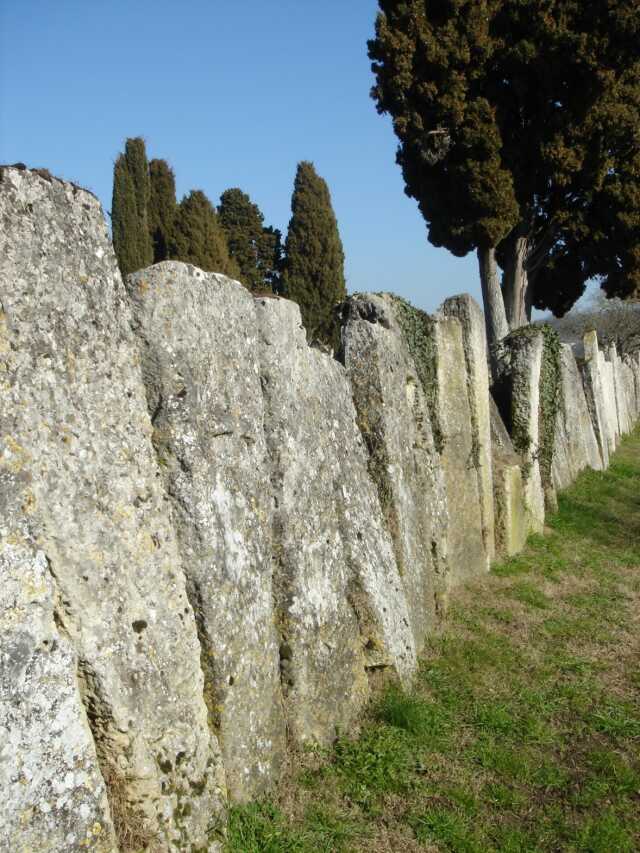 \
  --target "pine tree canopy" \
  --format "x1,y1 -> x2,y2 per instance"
218,188 -> 282,292
111,137 -> 153,277
170,190 -> 240,279
148,159 -> 177,264
369,1 -> 640,333
282,162 -> 346,349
